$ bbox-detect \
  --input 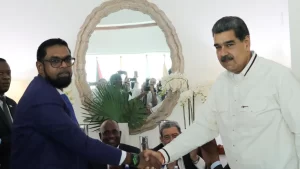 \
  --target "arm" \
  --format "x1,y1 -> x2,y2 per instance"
32,104 -> 129,165
277,69 -> 300,168
158,88 -> 219,163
